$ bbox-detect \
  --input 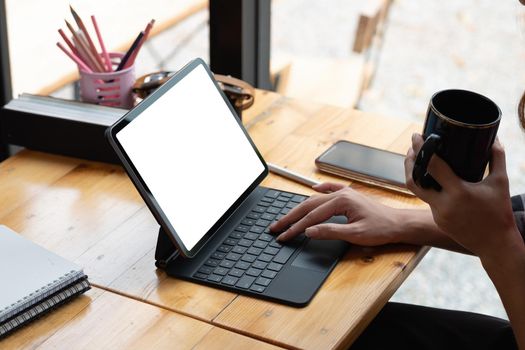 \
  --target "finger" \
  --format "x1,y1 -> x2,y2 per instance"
305,222 -> 354,241
404,147 -> 440,204
403,133 -> 423,183
312,182 -> 346,193
270,193 -> 334,233
404,144 -> 420,195
411,133 -> 424,153
276,197 -> 343,241
488,139 -> 507,176
426,155 -> 462,191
